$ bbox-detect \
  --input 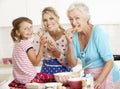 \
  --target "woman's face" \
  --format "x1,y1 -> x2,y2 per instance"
68,9 -> 88,32
43,13 -> 59,33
